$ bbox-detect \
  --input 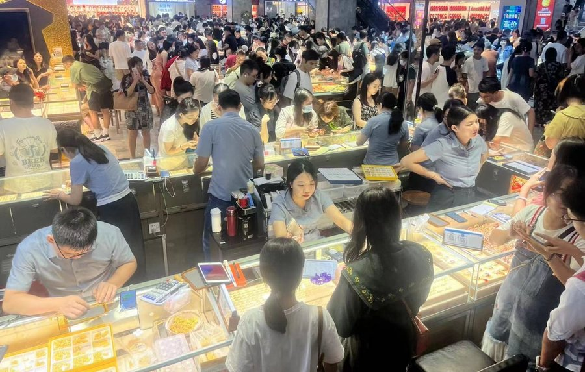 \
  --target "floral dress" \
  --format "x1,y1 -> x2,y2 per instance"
534,61 -> 565,125
121,71 -> 154,130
